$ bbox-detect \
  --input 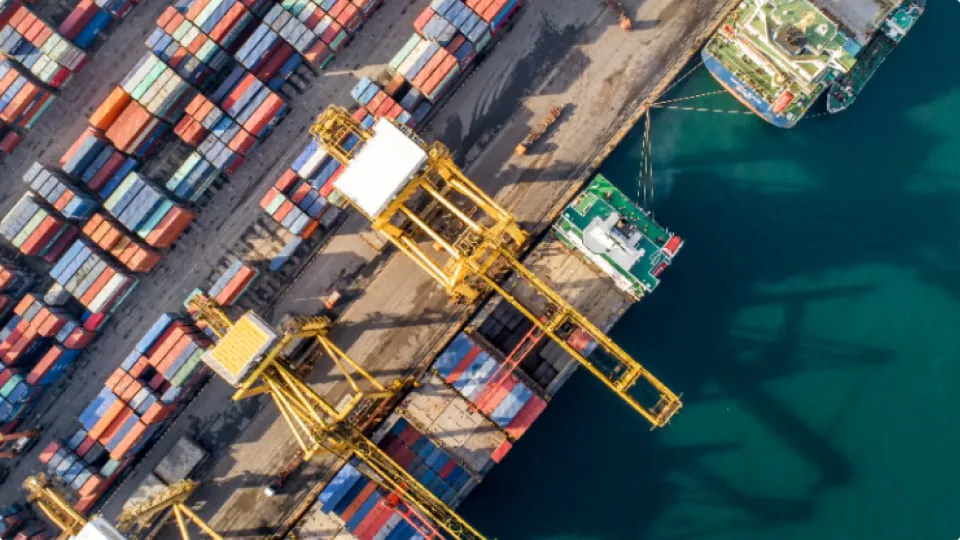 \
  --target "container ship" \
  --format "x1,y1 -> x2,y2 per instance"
826,0 -> 924,114
299,173 -> 683,539
702,0 -> 900,128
